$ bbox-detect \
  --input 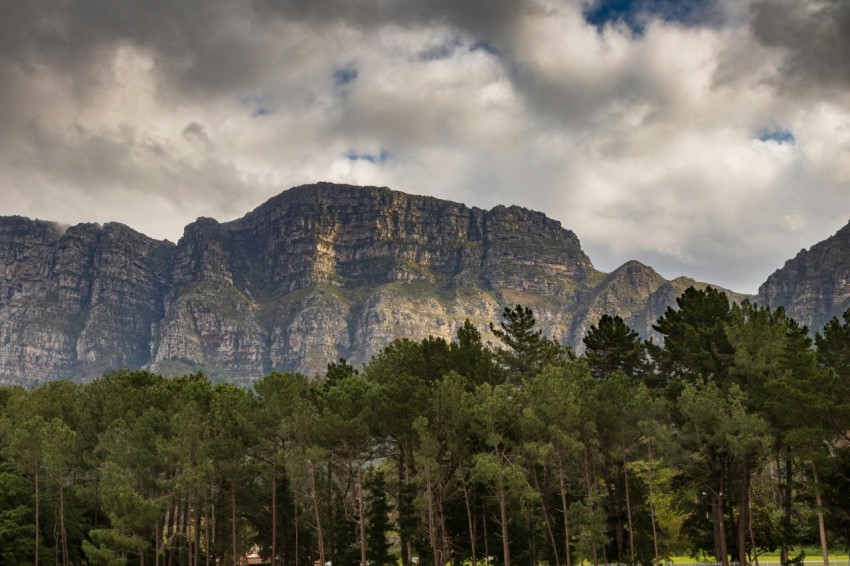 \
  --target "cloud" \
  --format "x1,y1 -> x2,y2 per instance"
750,0 -> 850,96
0,0 -> 848,294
